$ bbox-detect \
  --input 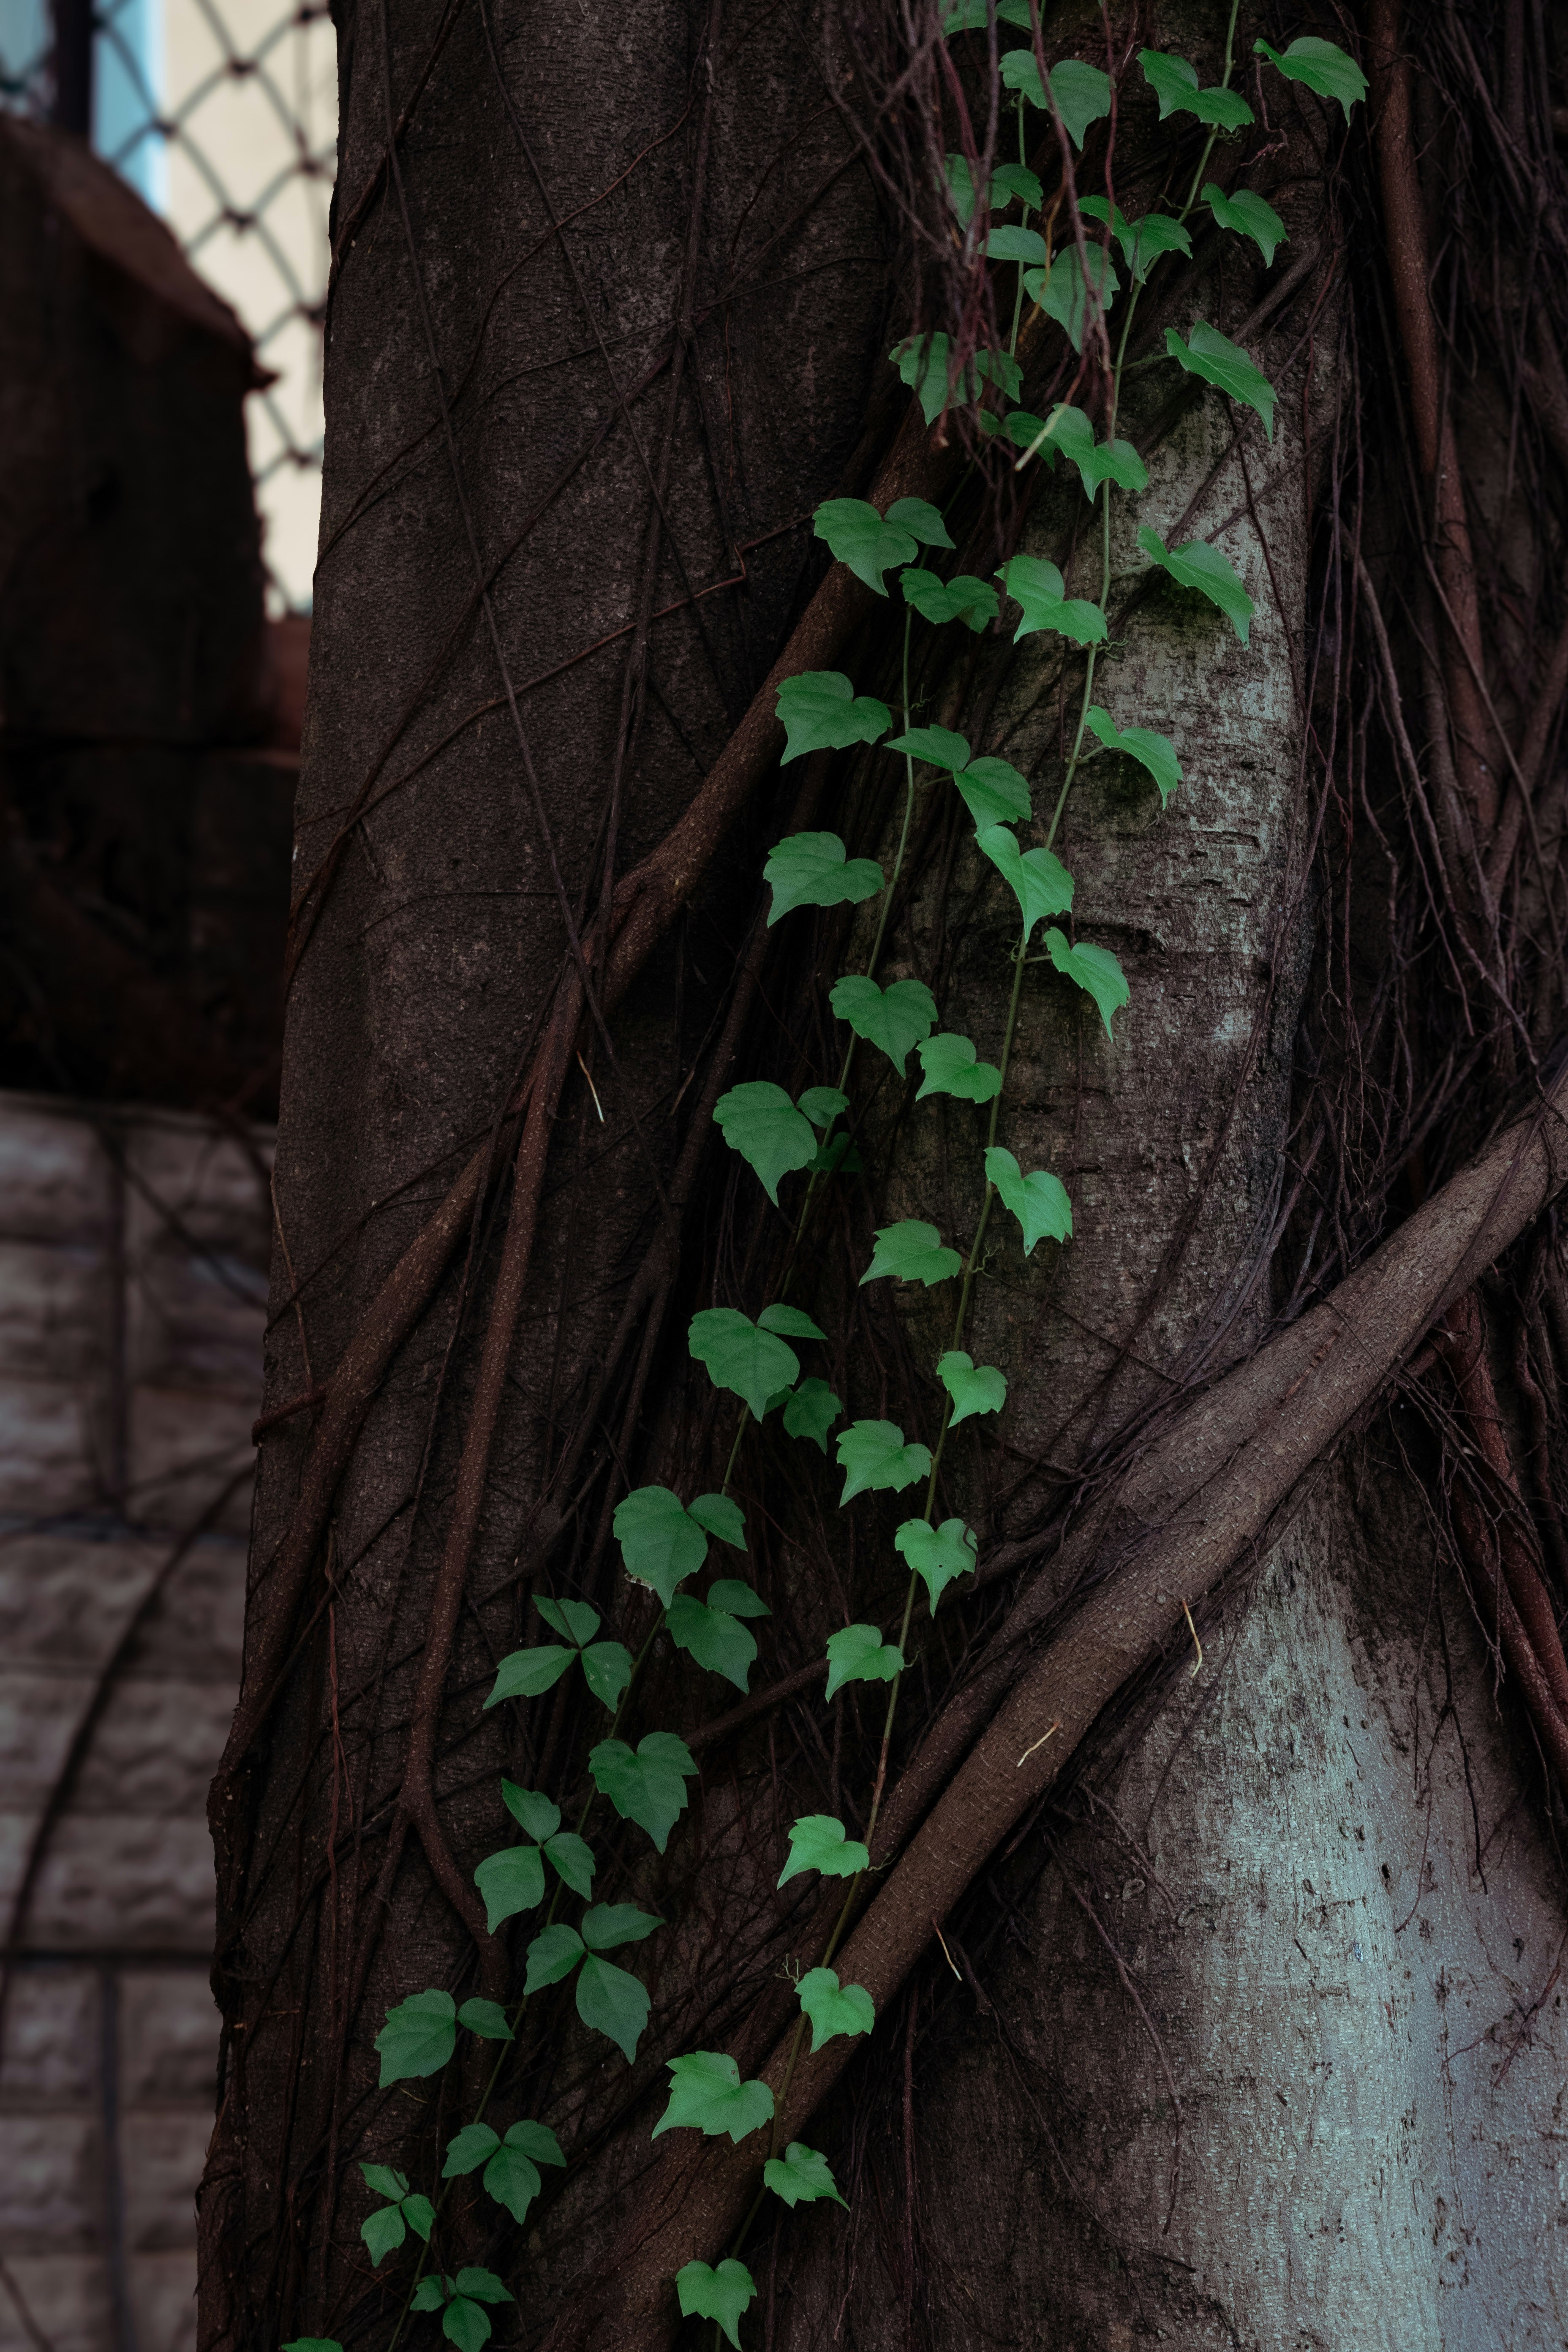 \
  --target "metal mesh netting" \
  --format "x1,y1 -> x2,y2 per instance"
0,0 -> 336,613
